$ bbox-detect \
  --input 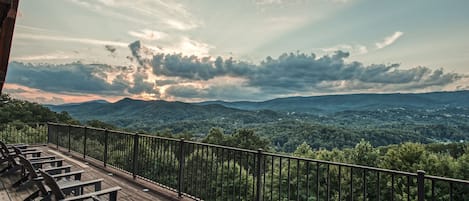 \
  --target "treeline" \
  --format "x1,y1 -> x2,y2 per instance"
200,127 -> 469,179
0,94 -> 78,125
